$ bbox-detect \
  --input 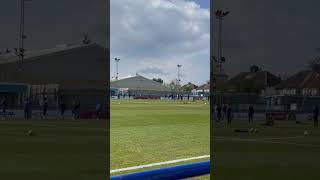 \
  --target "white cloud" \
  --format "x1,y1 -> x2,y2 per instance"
111,0 -> 209,85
